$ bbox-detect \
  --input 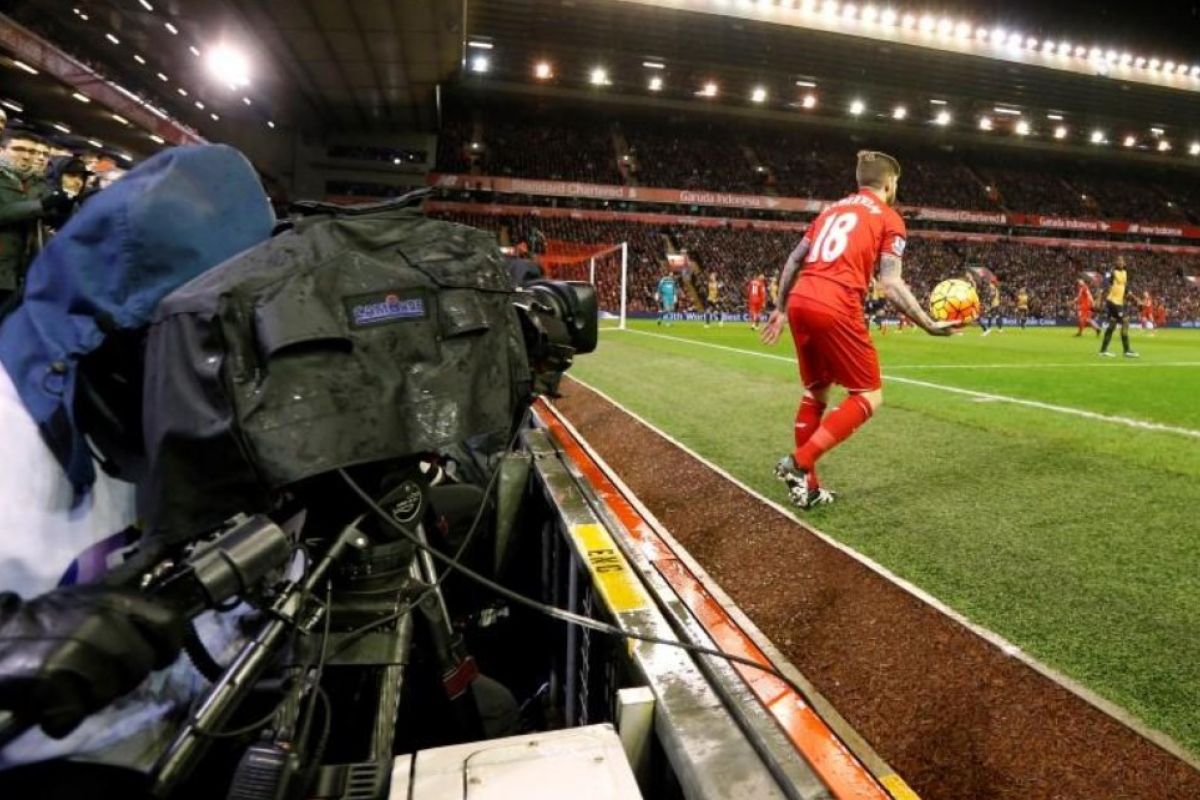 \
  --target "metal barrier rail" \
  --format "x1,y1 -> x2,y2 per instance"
531,399 -> 920,800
